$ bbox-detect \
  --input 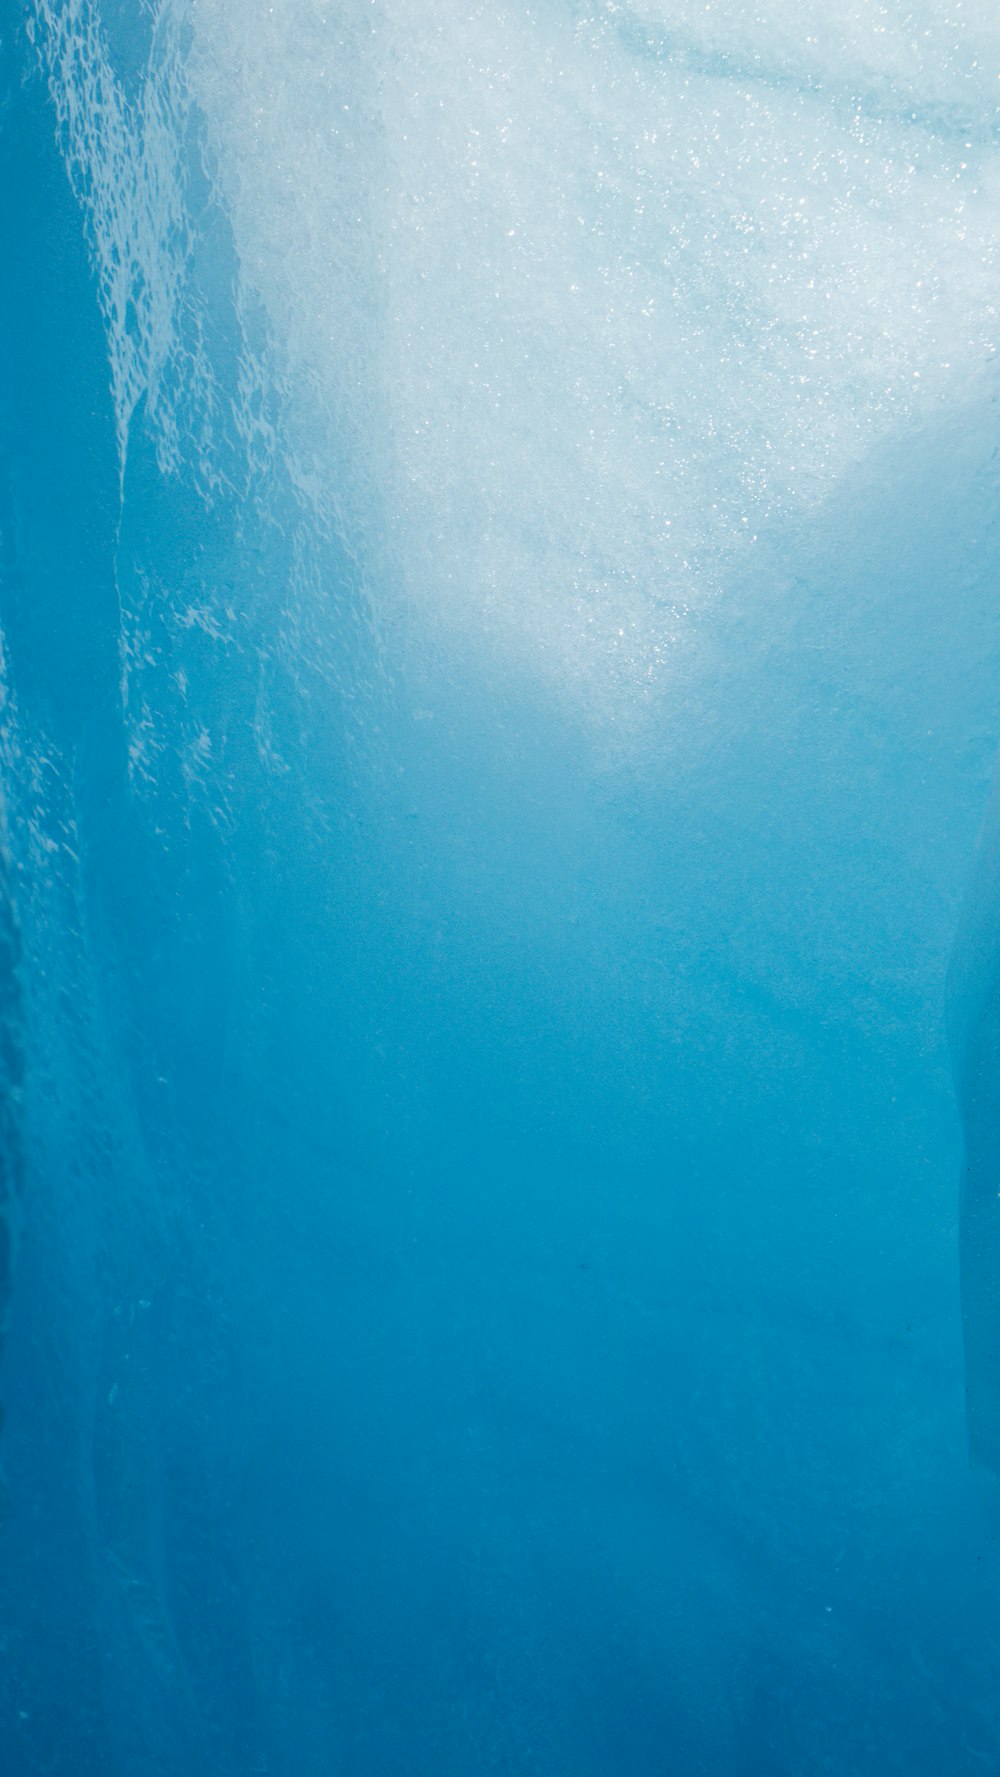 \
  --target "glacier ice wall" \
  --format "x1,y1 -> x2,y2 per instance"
2,1 -> 1000,1772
